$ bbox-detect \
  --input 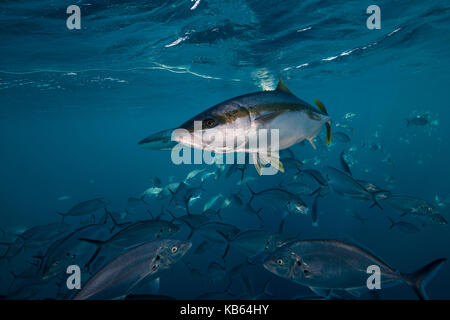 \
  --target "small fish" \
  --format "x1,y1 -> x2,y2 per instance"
386,217 -> 420,233
203,194 -> 223,212
79,219 -> 179,254
73,239 -> 191,300
324,167 -> 387,208
57,198 -> 110,221
57,196 -> 71,201
20,223 -> 70,248
384,195 -> 438,222
194,240 -> 212,255
264,239 -> 446,299
184,168 -> 205,182
339,150 -> 352,176
345,209 -> 369,223
407,115 -> 429,127
218,229 -> 279,260
37,223 -> 111,279
197,222 -> 240,244
334,132 -> 351,143
170,213 -> 209,240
